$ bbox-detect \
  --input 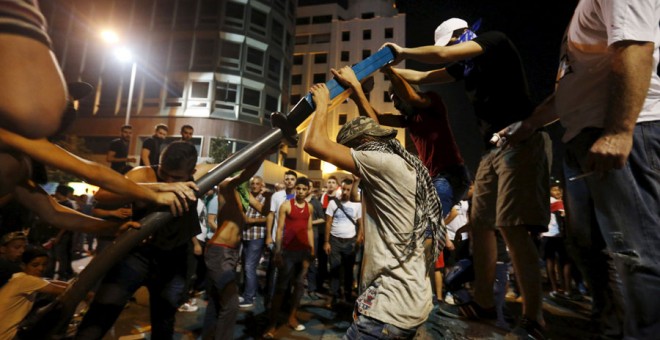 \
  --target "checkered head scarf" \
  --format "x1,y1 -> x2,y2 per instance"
337,117 -> 446,270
